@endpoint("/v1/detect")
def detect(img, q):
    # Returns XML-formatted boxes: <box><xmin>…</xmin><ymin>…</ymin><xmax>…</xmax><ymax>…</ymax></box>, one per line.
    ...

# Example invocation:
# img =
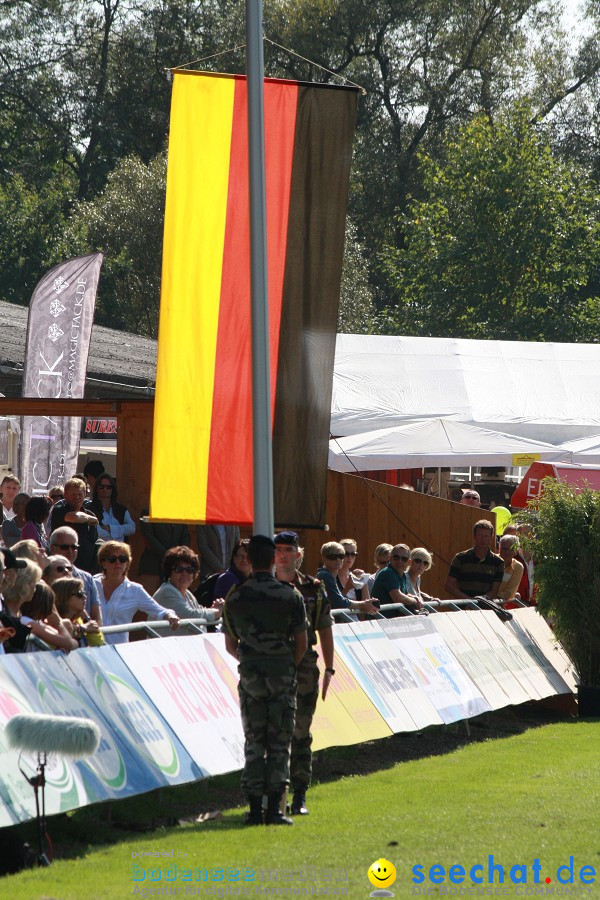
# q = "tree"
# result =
<box><xmin>263</xmin><ymin>0</ymin><xmax>600</xmax><ymax>301</ymax></box>
<box><xmin>338</xmin><ymin>220</ymin><xmax>377</xmax><ymax>332</ymax></box>
<box><xmin>521</xmin><ymin>480</ymin><xmax>600</xmax><ymax>689</ymax></box>
<box><xmin>62</xmin><ymin>152</ymin><xmax>167</xmax><ymax>335</ymax></box>
<box><xmin>382</xmin><ymin>106</ymin><xmax>600</xmax><ymax>341</ymax></box>
<box><xmin>0</xmin><ymin>171</ymin><xmax>74</xmax><ymax>304</ymax></box>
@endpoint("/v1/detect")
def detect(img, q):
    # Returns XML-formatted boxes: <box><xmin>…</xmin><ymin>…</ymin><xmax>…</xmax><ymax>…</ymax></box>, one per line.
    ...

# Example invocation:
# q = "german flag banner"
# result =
<box><xmin>150</xmin><ymin>71</ymin><xmax>357</xmax><ymax>526</ymax></box>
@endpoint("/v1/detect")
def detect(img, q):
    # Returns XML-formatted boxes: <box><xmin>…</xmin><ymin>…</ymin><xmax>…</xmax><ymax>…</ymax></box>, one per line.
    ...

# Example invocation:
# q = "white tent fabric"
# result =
<box><xmin>328</xmin><ymin>419</ymin><xmax>572</xmax><ymax>472</ymax></box>
<box><xmin>558</xmin><ymin>433</ymin><xmax>600</xmax><ymax>465</ymax></box>
<box><xmin>331</xmin><ymin>335</ymin><xmax>600</xmax><ymax>443</ymax></box>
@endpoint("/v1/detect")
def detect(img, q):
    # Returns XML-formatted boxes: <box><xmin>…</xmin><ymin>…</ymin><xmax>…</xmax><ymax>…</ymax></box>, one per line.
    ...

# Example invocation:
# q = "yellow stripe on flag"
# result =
<box><xmin>151</xmin><ymin>73</ymin><xmax>236</xmax><ymax>521</ymax></box>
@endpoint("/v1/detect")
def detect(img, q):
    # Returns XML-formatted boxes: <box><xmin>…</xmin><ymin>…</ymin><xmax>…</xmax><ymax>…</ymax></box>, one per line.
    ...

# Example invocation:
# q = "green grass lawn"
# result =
<box><xmin>3</xmin><ymin>719</ymin><xmax>599</xmax><ymax>899</ymax></box>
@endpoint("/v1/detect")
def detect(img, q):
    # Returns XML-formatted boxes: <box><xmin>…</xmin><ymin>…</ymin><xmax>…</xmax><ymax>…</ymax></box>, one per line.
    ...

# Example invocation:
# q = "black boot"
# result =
<box><xmin>244</xmin><ymin>795</ymin><xmax>264</xmax><ymax>825</ymax></box>
<box><xmin>265</xmin><ymin>792</ymin><xmax>294</xmax><ymax>825</ymax></box>
<box><xmin>290</xmin><ymin>790</ymin><xmax>309</xmax><ymax>815</ymax></box>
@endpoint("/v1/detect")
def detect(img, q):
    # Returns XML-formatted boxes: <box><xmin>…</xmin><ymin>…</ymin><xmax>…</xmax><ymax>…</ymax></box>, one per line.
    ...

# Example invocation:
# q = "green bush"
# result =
<box><xmin>522</xmin><ymin>479</ymin><xmax>600</xmax><ymax>687</ymax></box>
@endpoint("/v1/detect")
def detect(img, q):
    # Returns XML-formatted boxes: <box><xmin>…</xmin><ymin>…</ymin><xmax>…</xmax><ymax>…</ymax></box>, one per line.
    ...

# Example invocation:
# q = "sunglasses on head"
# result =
<box><xmin>55</xmin><ymin>543</ymin><xmax>78</xmax><ymax>551</ymax></box>
<box><xmin>54</xmin><ymin>564</ymin><xmax>72</xmax><ymax>573</ymax></box>
<box><xmin>326</xmin><ymin>553</ymin><xmax>345</xmax><ymax>560</ymax></box>
<box><xmin>173</xmin><ymin>565</ymin><xmax>197</xmax><ymax>575</ymax></box>
<box><xmin>106</xmin><ymin>554</ymin><xmax>129</xmax><ymax>564</ymax></box>
<box><xmin>392</xmin><ymin>554</ymin><xmax>409</xmax><ymax>562</ymax></box>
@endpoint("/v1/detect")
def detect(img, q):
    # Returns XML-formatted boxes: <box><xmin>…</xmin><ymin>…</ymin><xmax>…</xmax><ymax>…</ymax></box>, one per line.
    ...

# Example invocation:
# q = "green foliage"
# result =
<box><xmin>522</xmin><ymin>479</ymin><xmax>600</xmax><ymax>686</ymax></box>
<box><xmin>338</xmin><ymin>220</ymin><xmax>378</xmax><ymax>333</ymax></box>
<box><xmin>61</xmin><ymin>153</ymin><xmax>167</xmax><ymax>336</ymax></box>
<box><xmin>0</xmin><ymin>171</ymin><xmax>74</xmax><ymax>305</ymax></box>
<box><xmin>3</xmin><ymin>2</ymin><xmax>600</xmax><ymax>333</ymax></box>
<box><xmin>383</xmin><ymin>106</ymin><xmax>600</xmax><ymax>340</ymax></box>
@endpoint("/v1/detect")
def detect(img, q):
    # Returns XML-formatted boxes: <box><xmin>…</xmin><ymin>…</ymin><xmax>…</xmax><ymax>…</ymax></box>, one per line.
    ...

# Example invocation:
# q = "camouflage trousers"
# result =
<box><xmin>238</xmin><ymin>665</ymin><xmax>297</xmax><ymax>797</ymax></box>
<box><xmin>290</xmin><ymin>653</ymin><xmax>319</xmax><ymax>792</ymax></box>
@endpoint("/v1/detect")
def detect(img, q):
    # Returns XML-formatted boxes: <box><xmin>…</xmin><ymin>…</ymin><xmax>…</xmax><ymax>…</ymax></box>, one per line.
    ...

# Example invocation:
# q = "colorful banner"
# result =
<box><xmin>333</xmin><ymin>622</ymin><xmax>441</xmax><ymax>732</ymax></box>
<box><xmin>151</xmin><ymin>72</ymin><xmax>357</xmax><ymax>526</ymax></box>
<box><xmin>511</xmin><ymin>608</ymin><xmax>576</xmax><ymax>693</ymax></box>
<box><xmin>19</xmin><ymin>253</ymin><xmax>103</xmax><ymax>494</ymax></box>
<box><xmin>0</xmin><ymin>611</ymin><xmax>576</xmax><ymax>828</ymax></box>
<box><xmin>116</xmin><ymin>635</ymin><xmax>246</xmax><ymax>775</ymax></box>
<box><xmin>380</xmin><ymin>617</ymin><xmax>490</xmax><ymax>724</ymax></box>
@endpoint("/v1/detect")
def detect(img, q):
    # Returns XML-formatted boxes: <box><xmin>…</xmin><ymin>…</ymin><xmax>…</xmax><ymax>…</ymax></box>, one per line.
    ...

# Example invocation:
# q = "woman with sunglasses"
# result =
<box><xmin>42</xmin><ymin>554</ymin><xmax>74</xmax><ymax>587</ymax></box>
<box><xmin>338</xmin><ymin>538</ymin><xmax>371</xmax><ymax>604</ymax></box>
<box><xmin>406</xmin><ymin>548</ymin><xmax>438</xmax><ymax>606</ymax></box>
<box><xmin>153</xmin><ymin>546</ymin><xmax>222</xmax><ymax>626</ymax></box>
<box><xmin>371</xmin><ymin>543</ymin><xmax>424</xmax><ymax>614</ymax></box>
<box><xmin>53</xmin><ymin>577</ymin><xmax>105</xmax><ymax>647</ymax></box>
<box><xmin>90</xmin><ymin>474</ymin><xmax>135</xmax><ymax>543</ymax></box>
<box><xmin>94</xmin><ymin>541</ymin><xmax>179</xmax><ymax>644</ymax></box>
<box><xmin>316</xmin><ymin>541</ymin><xmax>378</xmax><ymax>615</ymax></box>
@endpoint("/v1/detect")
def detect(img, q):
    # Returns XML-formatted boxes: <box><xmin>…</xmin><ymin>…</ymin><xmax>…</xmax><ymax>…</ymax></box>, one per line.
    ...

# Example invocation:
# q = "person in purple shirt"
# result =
<box><xmin>214</xmin><ymin>538</ymin><xmax>252</xmax><ymax>600</ymax></box>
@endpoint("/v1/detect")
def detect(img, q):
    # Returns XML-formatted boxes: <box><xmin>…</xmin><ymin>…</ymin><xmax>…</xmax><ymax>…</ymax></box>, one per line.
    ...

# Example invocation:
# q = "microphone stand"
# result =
<box><xmin>27</xmin><ymin>752</ymin><xmax>51</xmax><ymax>866</ymax></box>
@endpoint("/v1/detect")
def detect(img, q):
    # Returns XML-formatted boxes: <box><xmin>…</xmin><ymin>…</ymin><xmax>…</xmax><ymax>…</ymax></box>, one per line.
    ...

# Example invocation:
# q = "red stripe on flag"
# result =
<box><xmin>265</xmin><ymin>81</ymin><xmax>299</xmax><ymax>410</ymax></box>
<box><xmin>205</xmin><ymin>79</ymin><xmax>298</xmax><ymax>522</ymax></box>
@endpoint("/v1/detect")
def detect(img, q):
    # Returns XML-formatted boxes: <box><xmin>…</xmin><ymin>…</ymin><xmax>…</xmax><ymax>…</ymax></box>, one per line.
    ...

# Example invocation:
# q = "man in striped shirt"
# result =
<box><xmin>445</xmin><ymin>520</ymin><xmax>504</xmax><ymax>601</ymax></box>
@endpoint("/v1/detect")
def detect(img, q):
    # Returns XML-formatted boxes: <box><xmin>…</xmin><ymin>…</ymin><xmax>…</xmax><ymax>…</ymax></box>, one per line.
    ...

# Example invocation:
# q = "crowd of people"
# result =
<box><xmin>0</xmin><ymin>466</ymin><xmax>535</xmax><ymax>827</ymax></box>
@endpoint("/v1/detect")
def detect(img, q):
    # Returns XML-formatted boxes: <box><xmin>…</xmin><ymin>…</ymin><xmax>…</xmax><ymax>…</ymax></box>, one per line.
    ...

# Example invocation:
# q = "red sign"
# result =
<box><xmin>512</xmin><ymin>461</ymin><xmax>600</xmax><ymax>508</ymax></box>
<box><xmin>81</xmin><ymin>417</ymin><xmax>117</xmax><ymax>439</ymax></box>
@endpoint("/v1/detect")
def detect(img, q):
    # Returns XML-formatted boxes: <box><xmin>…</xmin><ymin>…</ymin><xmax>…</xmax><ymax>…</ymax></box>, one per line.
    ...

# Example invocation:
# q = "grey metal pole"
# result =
<box><xmin>246</xmin><ymin>0</ymin><xmax>274</xmax><ymax>536</ymax></box>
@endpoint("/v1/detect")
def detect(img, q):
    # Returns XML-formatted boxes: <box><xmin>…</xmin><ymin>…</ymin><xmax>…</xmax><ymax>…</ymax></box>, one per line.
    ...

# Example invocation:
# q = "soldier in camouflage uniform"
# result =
<box><xmin>223</xmin><ymin>534</ymin><xmax>307</xmax><ymax>826</ymax></box>
<box><xmin>274</xmin><ymin>531</ymin><xmax>334</xmax><ymax>816</ymax></box>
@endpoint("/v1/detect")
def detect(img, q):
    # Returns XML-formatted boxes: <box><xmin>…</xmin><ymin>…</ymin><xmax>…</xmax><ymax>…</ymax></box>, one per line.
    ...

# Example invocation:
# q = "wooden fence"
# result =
<box><xmin>296</xmin><ymin>471</ymin><xmax>495</xmax><ymax>599</ymax></box>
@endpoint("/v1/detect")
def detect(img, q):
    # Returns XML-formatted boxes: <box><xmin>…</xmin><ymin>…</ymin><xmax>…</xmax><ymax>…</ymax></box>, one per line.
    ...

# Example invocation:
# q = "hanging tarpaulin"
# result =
<box><xmin>19</xmin><ymin>253</ymin><xmax>103</xmax><ymax>494</ymax></box>
<box><xmin>151</xmin><ymin>71</ymin><xmax>357</xmax><ymax>526</ymax></box>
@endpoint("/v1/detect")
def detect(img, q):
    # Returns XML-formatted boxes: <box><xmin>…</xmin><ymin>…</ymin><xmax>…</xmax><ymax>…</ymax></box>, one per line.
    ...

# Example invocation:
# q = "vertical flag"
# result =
<box><xmin>151</xmin><ymin>72</ymin><xmax>357</xmax><ymax>527</ymax></box>
<box><xmin>19</xmin><ymin>253</ymin><xmax>103</xmax><ymax>495</ymax></box>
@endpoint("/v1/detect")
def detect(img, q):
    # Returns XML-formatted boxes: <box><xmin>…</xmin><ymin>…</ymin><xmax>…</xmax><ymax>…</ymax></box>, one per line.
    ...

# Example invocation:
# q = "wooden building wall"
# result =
<box><xmin>0</xmin><ymin>398</ymin><xmax>495</xmax><ymax>599</ymax></box>
<box><xmin>295</xmin><ymin>471</ymin><xmax>494</xmax><ymax>599</ymax></box>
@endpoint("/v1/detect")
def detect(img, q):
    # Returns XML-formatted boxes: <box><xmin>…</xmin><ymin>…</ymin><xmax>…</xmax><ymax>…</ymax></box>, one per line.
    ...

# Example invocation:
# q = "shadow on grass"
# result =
<box><xmin>0</xmin><ymin>700</ymin><xmax>575</xmax><ymax>872</ymax></box>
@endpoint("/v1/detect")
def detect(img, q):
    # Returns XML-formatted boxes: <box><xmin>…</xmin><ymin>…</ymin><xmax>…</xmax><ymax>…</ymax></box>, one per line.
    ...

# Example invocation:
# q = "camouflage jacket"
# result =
<box><xmin>223</xmin><ymin>572</ymin><xmax>307</xmax><ymax>672</ymax></box>
<box><xmin>290</xmin><ymin>571</ymin><xmax>333</xmax><ymax>649</ymax></box>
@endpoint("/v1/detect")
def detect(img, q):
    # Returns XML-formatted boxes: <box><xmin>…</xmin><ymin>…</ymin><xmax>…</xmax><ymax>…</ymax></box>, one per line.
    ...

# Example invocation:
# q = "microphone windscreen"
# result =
<box><xmin>5</xmin><ymin>713</ymin><xmax>101</xmax><ymax>757</ymax></box>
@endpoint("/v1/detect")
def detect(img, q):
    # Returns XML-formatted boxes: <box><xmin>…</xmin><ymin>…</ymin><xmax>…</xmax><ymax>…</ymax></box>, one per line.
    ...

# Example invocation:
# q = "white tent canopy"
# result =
<box><xmin>328</xmin><ymin>418</ymin><xmax>572</xmax><ymax>472</ymax></box>
<box><xmin>331</xmin><ymin>335</ymin><xmax>600</xmax><ymax>444</ymax></box>
<box><xmin>558</xmin><ymin>434</ymin><xmax>600</xmax><ymax>465</ymax></box>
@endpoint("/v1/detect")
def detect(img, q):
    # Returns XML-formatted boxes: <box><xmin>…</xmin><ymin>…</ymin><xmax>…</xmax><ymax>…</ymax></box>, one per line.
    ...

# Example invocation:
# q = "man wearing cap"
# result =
<box><xmin>274</xmin><ymin>531</ymin><xmax>334</xmax><ymax>816</ymax></box>
<box><xmin>223</xmin><ymin>534</ymin><xmax>308</xmax><ymax>826</ymax></box>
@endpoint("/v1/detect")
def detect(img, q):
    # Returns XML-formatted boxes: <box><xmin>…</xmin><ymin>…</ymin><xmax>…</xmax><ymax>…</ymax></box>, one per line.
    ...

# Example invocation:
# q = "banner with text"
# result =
<box><xmin>19</xmin><ymin>253</ymin><xmax>103</xmax><ymax>494</ymax></box>
<box><xmin>0</xmin><ymin>610</ymin><xmax>575</xmax><ymax>828</ymax></box>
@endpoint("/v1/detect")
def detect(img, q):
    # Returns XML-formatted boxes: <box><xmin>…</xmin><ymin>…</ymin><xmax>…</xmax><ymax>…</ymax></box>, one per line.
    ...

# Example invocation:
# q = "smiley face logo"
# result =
<box><xmin>368</xmin><ymin>857</ymin><xmax>396</xmax><ymax>889</ymax></box>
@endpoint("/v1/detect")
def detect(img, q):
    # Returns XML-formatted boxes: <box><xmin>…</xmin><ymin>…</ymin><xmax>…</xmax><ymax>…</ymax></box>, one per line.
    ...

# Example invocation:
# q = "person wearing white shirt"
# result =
<box><xmin>90</xmin><ymin>474</ymin><xmax>136</xmax><ymax>543</ymax></box>
<box><xmin>1</xmin><ymin>474</ymin><xmax>21</xmax><ymax>521</ymax></box>
<box><xmin>94</xmin><ymin>540</ymin><xmax>178</xmax><ymax>645</ymax></box>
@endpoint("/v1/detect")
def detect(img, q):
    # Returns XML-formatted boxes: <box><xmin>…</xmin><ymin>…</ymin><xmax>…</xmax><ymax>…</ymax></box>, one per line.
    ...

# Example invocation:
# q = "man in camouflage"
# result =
<box><xmin>274</xmin><ymin>531</ymin><xmax>334</xmax><ymax>816</ymax></box>
<box><xmin>223</xmin><ymin>534</ymin><xmax>307</xmax><ymax>826</ymax></box>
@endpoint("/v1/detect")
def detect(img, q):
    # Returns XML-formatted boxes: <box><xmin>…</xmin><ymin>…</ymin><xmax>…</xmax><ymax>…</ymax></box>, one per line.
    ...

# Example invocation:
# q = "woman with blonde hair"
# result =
<box><xmin>316</xmin><ymin>541</ymin><xmax>377</xmax><ymax>615</ymax></box>
<box><xmin>406</xmin><ymin>548</ymin><xmax>438</xmax><ymax>605</ymax></box>
<box><xmin>2</xmin><ymin>560</ymin><xmax>77</xmax><ymax>651</ymax></box>
<box><xmin>367</xmin><ymin>543</ymin><xmax>393</xmax><ymax>593</ymax></box>
<box><xmin>12</xmin><ymin>538</ymin><xmax>48</xmax><ymax>569</ymax></box>
<box><xmin>94</xmin><ymin>541</ymin><xmax>179</xmax><ymax>644</ymax></box>
<box><xmin>338</xmin><ymin>537</ymin><xmax>371</xmax><ymax>603</ymax></box>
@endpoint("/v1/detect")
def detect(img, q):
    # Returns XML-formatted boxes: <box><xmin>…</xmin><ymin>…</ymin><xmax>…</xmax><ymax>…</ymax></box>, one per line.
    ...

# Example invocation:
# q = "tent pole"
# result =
<box><xmin>246</xmin><ymin>0</ymin><xmax>274</xmax><ymax>536</ymax></box>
